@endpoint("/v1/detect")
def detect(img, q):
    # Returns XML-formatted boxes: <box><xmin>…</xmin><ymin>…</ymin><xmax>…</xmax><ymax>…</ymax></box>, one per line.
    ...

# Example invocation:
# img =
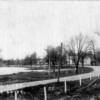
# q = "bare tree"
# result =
<box><xmin>89</xmin><ymin>40</ymin><xmax>96</xmax><ymax>65</ymax></box>
<box><xmin>67</xmin><ymin>34</ymin><xmax>92</xmax><ymax>73</ymax></box>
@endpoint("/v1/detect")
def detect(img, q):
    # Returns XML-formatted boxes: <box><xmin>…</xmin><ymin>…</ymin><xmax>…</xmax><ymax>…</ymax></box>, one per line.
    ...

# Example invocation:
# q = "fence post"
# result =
<box><xmin>90</xmin><ymin>74</ymin><xmax>92</xmax><ymax>80</ymax></box>
<box><xmin>98</xmin><ymin>74</ymin><xmax>99</xmax><ymax>78</ymax></box>
<box><xmin>64</xmin><ymin>81</ymin><xmax>67</xmax><ymax>93</ymax></box>
<box><xmin>14</xmin><ymin>91</ymin><xmax>17</xmax><ymax>100</ymax></box>
<box><xmin>79</xmin><ymin>77</ymin><xmax>82</xmax><ymax>86</ymax></box>
<box><xmin>44</xmin><ymin>86</ymin><xmax>47</xmax><ymax>100</ymax></box>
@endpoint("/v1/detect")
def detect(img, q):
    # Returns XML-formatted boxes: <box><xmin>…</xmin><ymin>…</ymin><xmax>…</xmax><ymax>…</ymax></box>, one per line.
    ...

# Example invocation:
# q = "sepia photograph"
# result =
<box><xmin>0</xmin><ymin>0</ymin><xmax>100</xmax><ymax>100</ymax></box>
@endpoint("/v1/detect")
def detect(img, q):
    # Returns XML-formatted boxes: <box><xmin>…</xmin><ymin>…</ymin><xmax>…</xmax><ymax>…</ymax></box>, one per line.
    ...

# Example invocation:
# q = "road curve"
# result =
<box><xmin>0</xmin><ymin>66</ymin><xmax>100</xmax><ymax>93</ymax></box>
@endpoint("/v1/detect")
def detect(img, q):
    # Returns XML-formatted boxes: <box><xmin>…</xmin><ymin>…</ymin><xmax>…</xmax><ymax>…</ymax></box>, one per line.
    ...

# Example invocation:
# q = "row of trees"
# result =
<box><xmin>4</xmin><ymin>52</ymin><xmax>38</xmax><ymax>66</ymax></box>
<box><xmin>44</xmin><ymin>44</ymin><xmax>66</xmax><ymax>71</ymax></box>
<box><xmin>44</xmin><ymin>34</ymin><xmax>96</xmax><ymax>73</ymax></box>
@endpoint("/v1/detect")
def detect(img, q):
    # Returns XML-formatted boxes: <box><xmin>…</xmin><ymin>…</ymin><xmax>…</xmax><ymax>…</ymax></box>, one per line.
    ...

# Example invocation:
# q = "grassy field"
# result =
<box><xmin>0</xmin><ymin>66</ymin><xmax>93</xmax><ymax>85</ymax></box>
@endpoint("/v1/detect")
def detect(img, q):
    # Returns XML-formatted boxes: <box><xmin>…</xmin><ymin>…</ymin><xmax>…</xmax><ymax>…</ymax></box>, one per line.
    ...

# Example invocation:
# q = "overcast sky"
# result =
<box><xmin>0</xmin><ymin>1</ymin><xmax>100</xmax><ymax>59</ymax></box>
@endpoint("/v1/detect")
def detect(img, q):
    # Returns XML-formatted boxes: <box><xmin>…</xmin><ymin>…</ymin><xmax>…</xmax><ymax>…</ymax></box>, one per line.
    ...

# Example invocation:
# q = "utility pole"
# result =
<box><xmin>57</xmin><ymin>42</ymin><xmax>63</xmax><ymax>82</ymax></box>
<box><xmin>48</xmin><ymin>50</ymin><xmax>51</xmax><ymax>78</ymax></box>
<box><xmin>69</xmin><ymin>55</ymin><xmax>70</xmax><ymax>67</ymax></box>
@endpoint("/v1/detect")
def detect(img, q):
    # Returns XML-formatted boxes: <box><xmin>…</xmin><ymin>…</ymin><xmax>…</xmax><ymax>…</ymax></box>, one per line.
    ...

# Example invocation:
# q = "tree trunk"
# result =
<box><xmin>75</xmin><ymin>66</ymin><xmax>78</xmax><ymax>74</ymax></box>
<box><xmin>75</xmin><ymin>62</ymin><xmax>79</xmax><ymax>74</ymax></box>
<box><xmin>82</xmin><ymin>58</ymin><xmax>84</xmax><ymax>68</ymax></box>
<box><xmin>94</xmin><ymin>54</ymin><xmax>96</xmax><ymax>66</ymax></box>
